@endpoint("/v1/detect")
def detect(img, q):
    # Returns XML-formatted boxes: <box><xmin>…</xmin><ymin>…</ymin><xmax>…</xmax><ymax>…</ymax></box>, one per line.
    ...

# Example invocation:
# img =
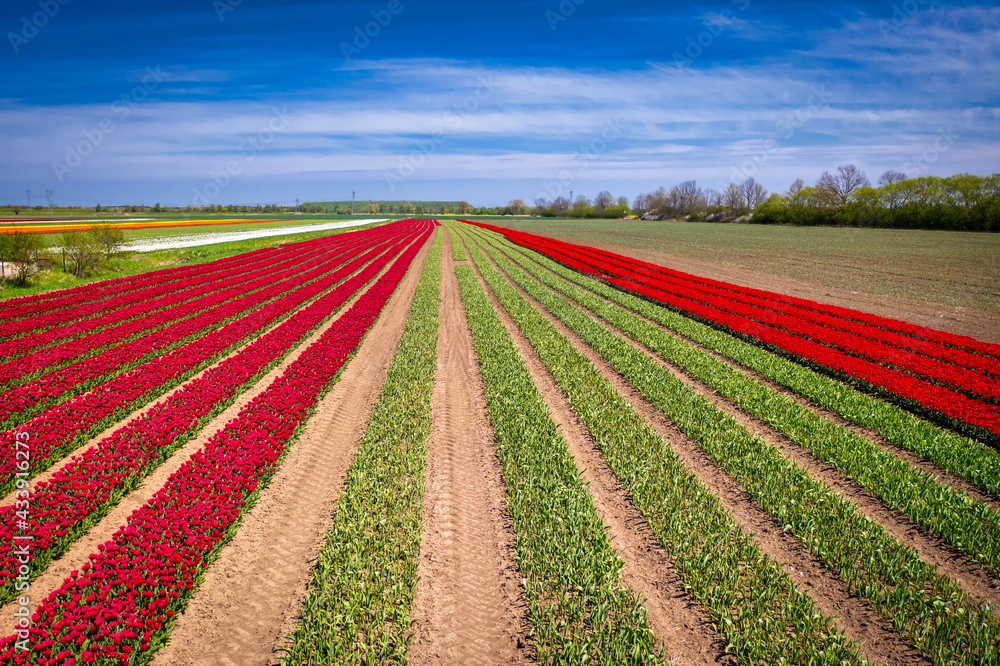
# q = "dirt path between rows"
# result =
<box><xmin>0</xmin><ymin>239</ymin><xmax>424</xmax><ymax>641</ymax></box>
<box><xmin>586</xmin><ymin>242</ymin><xmax>1000</xmax><ymax>344</ymax></box>
<box><xmin>461</xmin><ymin>233</ymin><xmax>734</xmax><ymax>665</ymax></box>
<box><xmin>408</xmin><ymin>231</ymin><xmax>535</xmax><ymax>665</ymax></box>
<box><xmin>151</xmin><ymin>234</ymin><xmax>433</xmax><ymax>666</ymax></box>
<box><xmin>469</xmin><ymin>234</ymin><xmax>927</xmax><ymax>665</ymax></box>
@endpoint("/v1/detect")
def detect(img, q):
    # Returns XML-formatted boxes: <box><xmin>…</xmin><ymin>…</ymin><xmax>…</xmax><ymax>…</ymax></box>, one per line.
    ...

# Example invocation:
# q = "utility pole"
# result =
<box><xmin>352</xmin><ymin>191</ymin><xmax>356</xmax><ymax>216</ymax></box>
<box><xmin>25</xmin><ymin>190</ymin><xmax>31</xmax><ymax>208</ymax></box>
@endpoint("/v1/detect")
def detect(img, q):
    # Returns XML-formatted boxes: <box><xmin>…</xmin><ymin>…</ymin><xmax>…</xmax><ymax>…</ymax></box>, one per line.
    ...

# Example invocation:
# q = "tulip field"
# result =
<box><xmin>0</xmin><ymin>217</ymin><xmax>998</xmax><ymax>665</ymax></box>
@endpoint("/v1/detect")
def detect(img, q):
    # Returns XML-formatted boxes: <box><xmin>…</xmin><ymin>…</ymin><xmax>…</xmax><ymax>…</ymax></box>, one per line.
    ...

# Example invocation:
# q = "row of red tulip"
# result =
<box><xmin>564</xmin><ymin>241</ymin><xmax>1000</xmax><ymax>379</ymax></box>
<box><xmin>520</xmin><ymin>238</ymin><xmax>1000</xmax><ymax>402</ymax></box>
<box><xmin>0</xmin><ymin>224</ymin><xmax>424</xmax><ymax>605</ymax></box>
<box><xmin>0</xmin><ymin>242</ymin><xmax>322</xmax><ymax>358</ymax></box>
<box><xmin>0</xmin><ymin>238</ymin><xmax>353</xmax><ymax>384</ymax></box>
<box><xmin>0</xmin><ymin>222</ymin><xmax>421</xmax><ymax>494</ymax></box>
<box><xmin>552</xmin><ymin>230</ymin><xmax>1000</xmax><ymax>359</ymax></box>
<box><xmin>0</xmin><ymin>244</ymin><xmax>288</xmax><ymax>327</ymax></box>
<box><xmin>0</xmin><ymin>223</ymin><xmax>431</xmax><ymax>664</ymax></box>
<box><xmin>0</xmin><ymin>227</ymin><xmax>409</xmax><ymax>427</ymax></box>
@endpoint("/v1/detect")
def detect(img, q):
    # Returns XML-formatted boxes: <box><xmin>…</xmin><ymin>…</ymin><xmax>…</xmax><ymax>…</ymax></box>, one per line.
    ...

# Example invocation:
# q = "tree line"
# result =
<box><xmin>519</xmin><ymin>169</ymin><xmax>1000</xmax><ymax>232</ymax></box>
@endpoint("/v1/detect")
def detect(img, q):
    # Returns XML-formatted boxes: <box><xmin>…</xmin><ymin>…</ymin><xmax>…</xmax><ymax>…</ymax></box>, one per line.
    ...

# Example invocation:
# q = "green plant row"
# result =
<box><xmin>451</xmin><ymin>247</ymin><xmax>662</xmax><ymax>664</ymax></box>
<box><xmin>484</xmin><ymin>229</ymin><xmax>1000</xmax><ymax>503</ymax></box>
<box><xmin>474</xmin><ymin>231</ymin><xmax>1000</xmax><ymax>577</ymax></box>
<box><xmin>450</xmin><ymin>225</ymin><xmax>863</xmax><ymax>664</ymax></box>
<box><xmin>281</xmin><ymin>233</ymin><xmax>442</xmax><ymax>665</ymax></box>
<box><xmin>460</xmin><ymin>226</ymin><xmax>1000</xmax><ymax>665</ymax></box>
<box><xmin>447</xmin><ymin>225</ymin><xmax>466</xmax><ymax>261</ymax></box>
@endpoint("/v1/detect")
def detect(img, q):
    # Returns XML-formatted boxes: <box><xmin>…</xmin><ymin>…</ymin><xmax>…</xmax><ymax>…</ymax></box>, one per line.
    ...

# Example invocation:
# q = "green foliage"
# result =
<box><xmin>523</xmin><ymin>242</ymin><xmax>1000</xmax><ymax>504</ymax></box>
<box><xmin>754</xmin><ymin>173</ymin><xmax>1000</xmax><ymax>231</ymax></box>
<box><xmin>0</xmin><ymin>230</ymin><xmax>50</xmax><ymax>285</ymax></box>
<box><xmin>89</xmin><ymin>222</ymin><xmax>129</xmax><ymax>262</ymax></box>
<box><xmin>459</xmin><ymin>228</ymin><xmax>863</xmax><ymax>664</ymax></box>
<box><xmin>447</xmin><ymin>227</ymin><xmax>466</xmax><ymax>262</ymax></box>
<box><xmin>60</xmin><ymin>229</ymin><xmax>103</xmax><ymax>277</ymax></box>
<box><xmin>486</xmin><ymin>234</ymin><xmax>1000</xmax><ymax>575</ymax></box>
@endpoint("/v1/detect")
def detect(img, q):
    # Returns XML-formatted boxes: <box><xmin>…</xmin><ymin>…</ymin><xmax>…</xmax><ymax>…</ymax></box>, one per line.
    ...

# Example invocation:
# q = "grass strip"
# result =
<box><xmin>281</xmin><ymin>233</ymin><xmax>441</xmax><ymax>665</ymax></box>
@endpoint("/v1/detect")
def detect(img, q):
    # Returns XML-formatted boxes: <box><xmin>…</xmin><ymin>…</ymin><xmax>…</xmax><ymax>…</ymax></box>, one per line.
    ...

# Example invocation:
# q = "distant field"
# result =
<box><xmin>481</xmin><ymin>218</ymin><xmax>1000</xmax><ymax>313</ymax></box>
<box><xmin>0</xmin><ymin>215</ymin><xmax>360</xmax><ymax>239</ymax></box>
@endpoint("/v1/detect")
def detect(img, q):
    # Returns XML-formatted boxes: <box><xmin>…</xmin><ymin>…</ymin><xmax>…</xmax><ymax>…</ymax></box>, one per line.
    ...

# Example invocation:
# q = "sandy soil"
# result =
<box><xmin>408</xmin><ymin>231</ymin><xmax>535</xmax><ymax>665</ymax></box>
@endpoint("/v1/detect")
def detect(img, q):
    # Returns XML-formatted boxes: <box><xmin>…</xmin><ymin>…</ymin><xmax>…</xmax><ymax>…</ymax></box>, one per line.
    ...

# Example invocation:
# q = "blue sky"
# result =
<box><xmin>1</xmin><ymin>0</ymin><xmax>997</xmax><ymax>207</ymax></box>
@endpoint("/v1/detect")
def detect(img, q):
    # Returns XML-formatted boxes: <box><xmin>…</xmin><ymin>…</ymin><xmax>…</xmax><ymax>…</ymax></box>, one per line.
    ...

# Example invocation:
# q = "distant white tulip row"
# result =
<box><xmin>126</xmin><ymin>219</ymin><xmax>388</xmax><ymax>252</ymax></box>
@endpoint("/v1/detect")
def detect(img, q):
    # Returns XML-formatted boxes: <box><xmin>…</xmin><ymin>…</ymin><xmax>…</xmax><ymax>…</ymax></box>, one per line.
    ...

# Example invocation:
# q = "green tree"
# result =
<box><xmin>60</xmin><ymin>230</ymin><xmax>102</xmax><ymax>277</ymax></box>
<box><xmin>89</xmin><ymin>223</ymin><xmax>129</xmax><ymax>262</ymax></box>
<box><xmin>0</xmin><ymin>230</ymin><xmax>49</xmax><ymax>285</ymax></box>
<box><xmin>602</xmin><ymin>204</ymin><xmax>629</xmax><ymax>219</ymax></box>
